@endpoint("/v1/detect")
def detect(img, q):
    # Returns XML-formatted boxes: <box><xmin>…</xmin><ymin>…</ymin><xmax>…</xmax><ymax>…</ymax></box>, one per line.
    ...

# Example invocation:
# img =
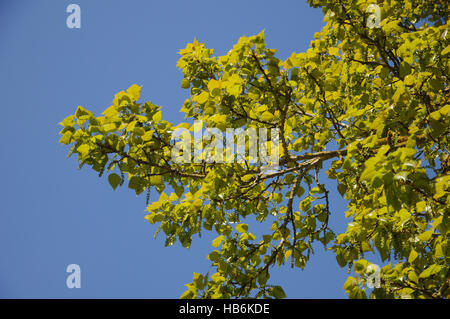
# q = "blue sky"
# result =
<box><xmin>0</xmin><ymin>0</ymin><xmax>365</xmax><ymax>298</ymax></box>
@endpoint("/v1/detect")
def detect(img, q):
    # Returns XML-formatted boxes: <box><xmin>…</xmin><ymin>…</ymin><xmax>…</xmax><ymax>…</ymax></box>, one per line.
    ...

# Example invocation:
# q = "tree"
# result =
<box><xmin>59</xmin><ymin>0</ymin><xmax>449</xmax><ymax>299</ymax></box>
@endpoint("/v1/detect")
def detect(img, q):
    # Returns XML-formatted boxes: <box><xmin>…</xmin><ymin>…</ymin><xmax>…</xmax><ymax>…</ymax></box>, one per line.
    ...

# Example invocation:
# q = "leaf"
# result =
<box><xmin>180</xmin><ymin>290</ymin><xmax>195</xmax><ymax>299</ymax></box>
<box><xmin>59</xmin><ymin>132</ymin><xmax>72</xmax><ymax>145</ymax></box>
<box><xmin>159</xmin><ymin>192</ymin><xmax>169</xmax><ymax>202</ymax></box>
<box><xmin>336</xmin><ymin>251</ymin><xmax>347</xmax><ymax>268</ymax></box>
<box><xmin>284</xmin><ymin>250</ymin><xmax>292</xmax><ymax>261</ymax></box>
<box><xmin>236</xmin><ymin>223</ymin><xmax>248</xmax><ymax>233</ymax></box>
<box><xmin>181</xmin><ymin>79</ymin><xmax>190</xmax><ymax>89</ymax></box>
<box><xmin>403</xmin><ymin>74</ymin><xmax>415</xmax><ymax>86</ymax></box>
<box><xmin>152</xmin><ymin>111</ymin><xmax>162</xmax><ymax>122</ymax></box>
<box><xmin>208</xmin><ymin>251</ymin><xmax>220</xmax><ymax>261</ymax></box>
<box><xmin>127</xmin><ymin>84</ymin><xmax>141</xmax><ymax>101</ymax></box>
<box><xmin>439</xmin><ymin>104</ymin><xmax>450</xmax><ymax>116</ymax></box>
<box><xmin>343</xmin><ymin>276</ymin><xmax>357</xmax><ymax>292</ymax></box>
<box><xmin>108</xmin><ymin>173</ymin><xmax>122</xmax><ymax>190</ymax></box>
<box><xmin>59</xmin><ymin>115</ymin><xmax>75</xmax><ymax>127</ymax></box>
<box><xmin>269</xmin><ymin>286</ymin><xmax>286</xmax><ymax>299</ymax></box>
<box><xmin>328</xmin><ymin>47</ymin><xmax>340</xmax><ymax>56</ymax></box>
<box><xmin>397</xmin><ymin>208</ymin><xmax>410</xmax><ymax>223</ymax></box>
<box><xmin>75</xmin><ymin>106</ymin><xmax>90</xmax><ymax>118</ymax></box>
<box><xmin>261</xmin><ymin>111</ymin><xmax>274</xmax><ymax>121</ymax></box>
<box><xmin>103</xmin><ymin>123</ymin><xmax>117</xmax><ymax>132</ymax></box>
<box><xmin>128</xmin><ymin>176</ymin><xmax>144</xmax><ymax>194</ymax></box>
<box><xmin>417</xmin><ymin>229</ymin><xmax>433</xmax><ymax>242</ymax></box>
<box><xmin>295</xmin><ymin>186</ymin><xmax>305</xmax><ymax>197</ymax></box>
<box><xmin>211</xmin><ymin>272</ymin><xmax>225</xmax><ymax>283</ymax></box>
<box><xmin>393</xmin><ymin>85</ymin><xmax>405</xmax><ymax>103</ymax></box>
<box><xmin>133</xmin><ymin>127</ymin><xmax>145</xmax><ymax>136</ymax></box>
<box><xmin>435</xmin><ymin>243</ymin><xmax>444</xmax><ymax>258</ymax></box>
<box><xmin>429</xmin><ymin>111</ymin><xmax>441</xmax><ymax>121</ymax></box>
<box><xmin>192</xmin><ymin>273</ymin><xmax>204</xmax><ymax>289</ymax></box>
<box><xmin>149</xmin><ymin>175</ymin><xmax>162</xmax><ymax>186</ymax></box>
<box><xmin>207</xmin><ymin>79</ymin><xmax>222</xmax><ymax>96</ymax></box>
<box><xmin>77</xmin><ymin>144</ymin><xmax>90</xmax><ymax>157</ymax></box>
<box><xmin>419</xmin><ymin>264</ymin><xmax>441</xmax><ymax>279</ymax></box>
<box><xmin>408</xmin><ymin>249</ymin><xmax>418</xmax><ymax>263</ymax></box>
<box><xmin>257</xmin><ymin>272</ymin><xmax>269</xmax><ymax>285</ymax></box>
<box><xmin>337</xmin><ymin>183</ymin><xmax>347</xmax><ymax>196</ymax></box>
<box><xmin>408</xmin><ymin>271</ymin><xmax>419</xmax><ymax>284</ymax></box>
<box><xmin>191</xmin><ymin>198</ymin><xmax>202</xmax><ymax>210</ymax></box>
<box><xmin>399</xmin><ymin>62</ymin><xmax>411</xmax><ymax>78</ymax></box>
<box><xmin>212</xmin><ymin>235</ymin><xmax>225</xmax><ymax>248</ymax></box>
<box><xmin>145</xmin><ymin>212</ymin><xmax>164</xmax><ymax>224</ymax></box>
<box><xmin>354</xmin><ymin>260</ymin><xmax>367</xmax><ymax>273</ymax></box>
<box><xmin>195</xmin><ymin>91</ymin><xmax>209</xmax><ymax>104</ymax></box>
<box><xmin>441</xmin><ymin>45</ymin><xmax>450</xmax><ymax>56</ymax></box>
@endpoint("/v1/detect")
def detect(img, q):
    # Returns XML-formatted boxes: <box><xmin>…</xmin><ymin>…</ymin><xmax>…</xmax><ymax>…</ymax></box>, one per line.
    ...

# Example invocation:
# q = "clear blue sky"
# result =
<box><xmin>0</xmin><ymin>0</ymin><xmax>373</xmax><ymax>298</ymax></box>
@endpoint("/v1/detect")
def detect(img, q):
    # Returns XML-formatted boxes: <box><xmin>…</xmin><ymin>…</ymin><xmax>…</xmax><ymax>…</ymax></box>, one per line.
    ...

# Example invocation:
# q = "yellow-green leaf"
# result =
<box><xmin>236</xmin><ymin>223</ymin><xmax>248</xmax><ymax>233</ymax></box>
<box><xmin>212</xmin><ymin>235</ymin><xmax>225</xmax><ymax>248</ymax></box>
<box><xmin>419</xmin><ymin>264</ymin><xmax>441</xmax><ymax>278</ymax></box>
<box><xmin>441</xmin><ymin>45</ymin><xmax>450</xmax><ymax>56</ymax></box>
<box><xmin>127</xmin><ymin>84</ymin><xmax>141</xmax><ymax>101</ymax></box>
<box><xmin>408</xmin><ymin>249</ymin><xmax>418</xmax><ymax>263</ymax></box>
<box><xmin>153</xmin><ymin>111</ymin><xmax>162</xmax><ymax>122</ymax></box>
<box><xmin>261</xmin><ymin>111</ymin><xmax>274</xmax><ymax>121</ymax></box>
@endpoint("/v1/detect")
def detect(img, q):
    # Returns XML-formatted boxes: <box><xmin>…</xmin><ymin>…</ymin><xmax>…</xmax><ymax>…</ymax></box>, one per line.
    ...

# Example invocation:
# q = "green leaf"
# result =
<box><xmin>269</xmin><ymin>286</ymin><xmax>286</xmax><ymax>299</ymax></box>
<box><xmin>439</xmin><ymin>104</ymin><xmax>450</xmax><ymax>116</ymax></box>
<box><xmin>337</xmin><ymin>183</ymin><xmax>347</xmax><ymax>196</ymax></box>
<box><xmin>180</xmin><ymin>290</ymin><xmax>195</xmax><ymax>299</ymax></box>
<box><xmin>328</xmin><ymin>47</ymin><xmax>340</xmax><ymax>56</ymax></box>
<box><xmin>343</xmin><ymin>276</ymin><xmax>357</xmax><ymax>292</ymax></box>
<box><xmin>103</xmin><ymin>123</ymin><xmax>117</xmax><ymax>132</ymax></box>
<box><xmin>257</xmin><ymin>272</ymin><xmax>270</xmax><ymax>285</ymax></box>
<box><xmin>441</xmin><ymin>45</ymin><xmax>450</xmax><ymax>56</ymax></box>
<box><xmin>429</xmin><ymin>111</ymin><xmax>441</xmax><ymax>121</ymax></box>
<box><xmin>153</xmin><ymin>111</ymin><xmax>162</xmax><ymax>122</ymax></box>
<box><xmin>181</xmin><ymin>79</ymin><xmax>190</xmax><ymax>89</ymax></box>
<box><xmin>208</xmin><ymin>251</ymin><xmax>220</xmax><ymax>261</ymax></box>
<box><xmin>211</xmin><ymin>272</ymin><xmax>225</xmax><ymax>283</ymax></box>
<box><xmin>77</xmin><ymin>144</ymin><xmax>90</xmax><ymax>157</ymax></box>
<box><xmin>236</xmin><ymin>223</ymin><xmax>248</xmax><ymax>233</ymax></box>
<box><xmin>59</xmin><ymin>132</ymin><xmax>72</xmax><ymax>145</ymax></box>
<box><xmin>149</xmin><ymin>175</ymin><xmax>162</xmax><ymax>186</ymax></box>
<box><xmin>354</xmin><ymin>260</ymin><xmax>367</xmax><ymax>274</ymax></box>
<box><xmin>419</xmin><ymin>264</ymin><xmax>441</xmax><ymax>279</ymax></box>
<box><xmin>128</xmin><ymin>176</ymin><xmax>144</xmax><ymax>195</ymax></box>
<box><xmin>59</xmin><ymin>115</ymin><xmax>75</xmax><ymax>127</ymax></box>
<box><xmin>192</xmin><ymin>273</ymin><xmax>204</xmax><ymax>289</ymax></box>
<box><xmin>212</xmin><ymin>235</ymin><xmax>225</xmax><ymax>247</ymax></box>
<box><xmin>127</xmin><ymin>84</ymin><xmax>141</xmax><ymax>100</ymax></box>
<box><xmin>418</xmin><ymin>230</ymin><xmax>433</xmax><ymax>242</ymax></box>
<box><xmin>336</xmin><ymin>251</ymin><xmax>347</xmax><ymax>268</ymax></box>
<box><xmin>75</xmin><ymin>106</ymin><xmax>90</xmax><ymax>118</ymax></box>
<box><xmin>408</xmin><ymin>271</ymin><xmax>419</xmax><ymax>284</ymax></box>
<box><xmin>195</xmin><ymin>91</ymin><xmax>209</xmax><ymax>104</ymax></box>
<box><xmin>207</xmin><ymin>79</ymin><xmax>222</xmax><ymax>96</ymax></box>
<box><xmin>133</xmin><ymin>127</ymin><xmax>145</xmax><ymax>136</ymax></box>
<box><xmin>261</xmin><ymin>111</ymin><xmax>274</xmax><ymax>121</ymax></box>
<box><xmin>435</xmin><ymin>243</ymin><xmax>444</xmax><ymax>258</ymax></box>
<box><xmin>108</xmin><ymin>173</ymin><xmax>122</xmax><ymax>190</ymax></box>
<box><xmin>408</xmin><ymin>249</ymin><xmax>418</xmax><ymax>263</ymax></box>
<box><xmin>399</xmin><ymin>62</ymin><xmax>411</xmax><ymax>78</ymax></box>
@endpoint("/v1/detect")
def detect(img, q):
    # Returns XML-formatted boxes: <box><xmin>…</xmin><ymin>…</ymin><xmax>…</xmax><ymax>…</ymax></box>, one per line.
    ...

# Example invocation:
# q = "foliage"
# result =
<box><xmin>59</xmin><ymin>0</ymin><xmax>449</xmax><ymax>299</ymax></box>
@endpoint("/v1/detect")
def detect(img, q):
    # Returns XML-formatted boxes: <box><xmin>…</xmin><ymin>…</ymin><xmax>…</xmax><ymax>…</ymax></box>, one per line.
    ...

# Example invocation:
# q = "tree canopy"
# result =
<box><xmin>59</xmin><ymin>0</ymin><xmax>449</xmax><ymax>299</ymax></box>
